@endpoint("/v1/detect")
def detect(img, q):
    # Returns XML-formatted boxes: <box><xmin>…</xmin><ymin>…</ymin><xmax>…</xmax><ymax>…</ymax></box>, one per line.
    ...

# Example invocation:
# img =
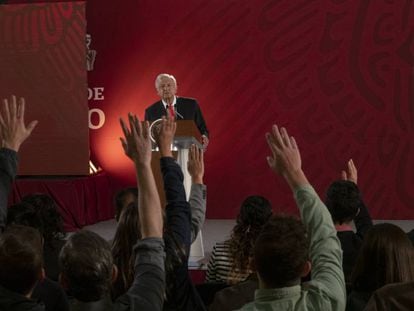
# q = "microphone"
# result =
<box><xmin>174</xmin><ymin>105</ymin><xmax>184</xmax><ymax>119</ymax></box>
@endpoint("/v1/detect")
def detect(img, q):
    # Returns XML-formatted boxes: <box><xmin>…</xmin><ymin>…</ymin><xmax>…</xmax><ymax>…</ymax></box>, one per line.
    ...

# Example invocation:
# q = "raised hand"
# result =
<box><xmin>187</xmin><ymin>144</ymin><xmax>204</xmax><ymax>184</ymax></box>
<box><xmin>119</xmin><ymin>113</ymin><xmax>151</xmax><ymax>166</ymax></box>
<box><xmin>265</xmin><ymin>125</ymin><xmax>308</xmax><ymax>189</ymax></box>
<box><xmin>341</xmin><ymin>159</ymin><xmax>357</xmax><ymax>184</ymax></box>
<box><xmin>154</xmin><ymin>115</ymin><xmax>176</xmax><ymax>158</ymax></box>
<box><xmin>0</xmin><ymin>95</ymin><xmax>38</xmax><ymax>152</ymax></box>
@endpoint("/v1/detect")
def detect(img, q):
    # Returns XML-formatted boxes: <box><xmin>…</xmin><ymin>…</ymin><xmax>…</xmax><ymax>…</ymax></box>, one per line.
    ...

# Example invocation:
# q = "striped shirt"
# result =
<box><xmin>206</xmin><ymin>240</ymin><xmax>251</xmax><ymax>284</ymax></box>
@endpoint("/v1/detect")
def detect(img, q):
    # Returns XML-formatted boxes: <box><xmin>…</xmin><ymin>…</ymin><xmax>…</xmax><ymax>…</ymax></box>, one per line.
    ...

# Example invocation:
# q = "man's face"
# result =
<box><xmin>156</xmin><ymin>77</ymin><xmax>177</xmax><ymax>102</ymax></box>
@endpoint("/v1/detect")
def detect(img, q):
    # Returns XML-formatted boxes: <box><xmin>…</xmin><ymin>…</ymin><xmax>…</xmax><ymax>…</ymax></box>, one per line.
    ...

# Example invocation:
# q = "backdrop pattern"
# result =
<box><xmin>6</xmin><ymin>0</ymin><xmax>414</xmax><ymax>220</ymax></box>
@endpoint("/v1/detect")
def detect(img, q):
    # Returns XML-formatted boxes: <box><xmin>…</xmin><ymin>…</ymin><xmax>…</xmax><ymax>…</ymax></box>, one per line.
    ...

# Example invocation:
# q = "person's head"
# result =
<box><xmin>351</xmin><ymin>223</ymin><xmax>414</xmax><ymax>292</ymax></box>
<box><xmin>155</xmin><ymin>73</ymin><xmax>177</xmax><ymax>103</ymax></box>
<box><xmin>59</xmin><ymin>230</ymin><xmax>116</xmax><ymax>302</ymax></box>
<box><xmin>0</xmin><ymin>225</ymin><xmax>44</xmax><ymax>296</ymax></box>
<box><xmin>229</xmin><ymin>195</ymin><xmax>272</xmax><ymax>273</ymax></box>
<box><xmin>111</xmin><ymin>202</ymin><xmax>140</xmax><ymax>298</ymax></box>
<box><xmin>254</xmin><ymin>215</ymin><xmax>310</xmax><ymax>288</ymax></box>
<box><xmin>7</xmin><ymin>194</ymin><xmax>66</xmax><ymax>244</ymax></box>
<box><xmin>326</xmin><ymin>180</ymin><xmax>361</xmax><ymax>225</ymax></box>
<box><xmin>7</xmin><ymin>201</ymin><xmax>43</xmax><ymax>230</ymax></box>
<box><xmin>114</xmin><ymin>187</ymin><xmax>138</xmax><ymax>222</ymax></box>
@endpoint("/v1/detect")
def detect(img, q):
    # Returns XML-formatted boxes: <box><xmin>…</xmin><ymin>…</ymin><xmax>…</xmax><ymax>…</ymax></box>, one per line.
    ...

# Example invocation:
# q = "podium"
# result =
<box><xmin>150</xmin><ymin>120</ymin><xmax>205</xmax><ymax>263</ymax></box>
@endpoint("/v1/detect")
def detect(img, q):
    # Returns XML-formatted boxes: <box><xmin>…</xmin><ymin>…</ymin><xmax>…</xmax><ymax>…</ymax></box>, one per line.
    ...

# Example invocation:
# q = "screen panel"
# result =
<box><xmin>0</xmin><ymin>1</ymin><xmax>88</xmax><ymax>175</ymax></box>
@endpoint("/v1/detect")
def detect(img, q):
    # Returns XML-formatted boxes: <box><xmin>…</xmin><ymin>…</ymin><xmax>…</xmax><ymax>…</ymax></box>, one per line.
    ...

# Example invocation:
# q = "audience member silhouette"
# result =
<box><xmin>347</xmin><ymin>223</ymin><xmax>414</xmax><ymax>311</ymax></box>
<box><xmin>325</xmin><ymin>160</ymin><xmax>373</xmax><ymax>285</ymax></box>
<box><xmin>240</xmin><ymin>124</ymin><xmax>346</xmax><ymax>310</ymax></box>
<box><xmin>58</xmin><ymin>114</ymin><xmax>166</xmax><ymax>310</ymax></box>
<box><xmin>7</xmin><ymin>194</ymin><xmax>66</xmax><ymax>281</ymax></box>
<box><xmin>207</xmin><ymin>195</ymin><xmax>272</xmax><ymax>285</ymax></box>
<box><xmin>154</xmin><ymin>116</ymin><xmax>206</xmax><ymax>310</ymax></box>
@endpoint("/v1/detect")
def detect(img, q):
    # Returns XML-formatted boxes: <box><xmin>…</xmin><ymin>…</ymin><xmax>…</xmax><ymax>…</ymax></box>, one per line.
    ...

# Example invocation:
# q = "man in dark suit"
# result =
<box><xmin>144</xmin><ymin>73</ymin><xmax>209</xmax><ymax>147</ymax></box>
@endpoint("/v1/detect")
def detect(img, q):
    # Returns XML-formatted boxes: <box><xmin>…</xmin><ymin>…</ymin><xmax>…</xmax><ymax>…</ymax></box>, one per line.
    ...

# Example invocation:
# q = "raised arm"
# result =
<box><xmin>120</xmin><ymin>114</ymin><xmax>163</xmax><ymax>238</ymax></box>
<box><xmin>341</xmin><ymin>159</ymin><xmax>372</xmax><ymax>238</ymax></box>
<box><xmin>187</xmin><ymin>144</ymin><xmax>206</xmax><ymax>243</ymax></box>
<box><xmin>119</xmin><ymin>114</ymin><xmax>165</xmax><ymax>310</ymax></box>
<box><xmin>0</xmin><ymin>95</ymin><xmax>37</xmax><ymax>231</ymax></box>
<box><xmin>155</xmin><ymin>116</ymin><xmax>192</xmax><ymax>248</ymax></box>
<box><xmin>266</xmin><ymin>125</ymin><xmax>345</xmax><ymax>310</ymax></box>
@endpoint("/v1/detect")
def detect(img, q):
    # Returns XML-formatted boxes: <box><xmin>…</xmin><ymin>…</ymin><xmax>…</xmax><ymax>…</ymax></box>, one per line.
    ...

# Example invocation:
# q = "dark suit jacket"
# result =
<box><xmin>144</xmin><ymin>97</ymin><xmax>209</xmax><ymax>137</ymax></box>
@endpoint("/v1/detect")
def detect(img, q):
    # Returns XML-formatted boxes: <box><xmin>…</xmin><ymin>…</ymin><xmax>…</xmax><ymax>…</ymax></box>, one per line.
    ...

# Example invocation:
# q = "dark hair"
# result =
<box><xmin>7</xmin><ymin>202</ymin><xmax>43</xmax><ymax>231</ymax></box>
<box><xmin>7</xmin><ymin>194</ymin><xmax>66</xmax><ymax>246</ymax></box>
<box><xmin>111</xmin><ymin>202</ymin><xmax>140</xmax><ymax>298</ymax></box>
<box><xmin>59</xmin><ymin>230</ymin><xmax>113</xmax><ymax>302</ymax></box>
<box><xmin>254</xmin><ymin>215</ymin><xmax>309</xmax><ymax>288</ymax></box>
<box><xmin>326</xmin><ymin>181</ymin><xmax>361</xmax><ymax>224</ymax></box>
<box><xmin>229</xmin><ymin>196</ymin><xmax>272</xmax><ymax>275</ymax></box>
<box><xmin>0</xmin><ymin>225</ymin><xmax>43</xmax><ymax>295</ymax></box>
<box><xmin>351</xmin><ymin>223</ymin><xmax>414</xmax><ymax>292</ymax></box>
<box><xmin>114</xmin><ymin>188</ymin><xmax>138</xmax><ymax>222</ymax></box>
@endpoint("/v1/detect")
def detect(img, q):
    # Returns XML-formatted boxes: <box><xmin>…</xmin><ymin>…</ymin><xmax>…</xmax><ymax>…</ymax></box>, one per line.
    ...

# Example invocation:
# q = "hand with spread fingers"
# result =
<box><xmin>119</xmin><ymin>113</ymin><xmax>162</xmax><ymax>239</ymax></box>
<box><xmin>187</xmin><ymin>144</ymin><xmax>204</xmax><ymax>184</ymax></box>
<box><xmin>265</xmin><ymin>125</ymin><xmax>308</xmax><ymax>189</ymax></box>
<box><xmin>154</xmin><ymin>115</ymin><xmax>176</xmax><ymax>158</ymax></box>
<box><xmin>0</xmin><ymin>95</ymin><xmax>38</xmax><ymax>152</ymax></box>
<box><xmin>119</xmin><ymin>113</ymin><xmax>152</xmax><ymax>167</ymax></box>
<box><xmin>341</xmin><ymin>159</ymin><xmax>357</xmax><ymax>185</ymax></box>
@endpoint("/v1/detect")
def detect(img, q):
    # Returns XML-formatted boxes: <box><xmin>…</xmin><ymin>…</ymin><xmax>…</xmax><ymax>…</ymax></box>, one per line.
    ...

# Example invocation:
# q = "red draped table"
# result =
<box><xmin>9</xmin><ymin>173</ymin><xmax>115</xmax><ymax>232</ymax></box>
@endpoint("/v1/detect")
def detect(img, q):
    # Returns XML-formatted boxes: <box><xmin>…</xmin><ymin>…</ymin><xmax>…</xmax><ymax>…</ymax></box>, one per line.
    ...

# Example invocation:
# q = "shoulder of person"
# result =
<box><xmin>146</xmin><ymin>100</ymin><xmax>163</xmax><ymax>110</ymax></box>
<box><xmin>177</xmin><ymin>97</ymin><xmax>198</xmax><ymax>104</ymax></box>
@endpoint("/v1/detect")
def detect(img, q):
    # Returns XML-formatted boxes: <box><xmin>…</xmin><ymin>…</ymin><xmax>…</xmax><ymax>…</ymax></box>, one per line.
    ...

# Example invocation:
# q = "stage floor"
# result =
<box><xmin>83</xmin><ymin>219</ymin><xmax>414</xmax><ymax>260</ymax></box>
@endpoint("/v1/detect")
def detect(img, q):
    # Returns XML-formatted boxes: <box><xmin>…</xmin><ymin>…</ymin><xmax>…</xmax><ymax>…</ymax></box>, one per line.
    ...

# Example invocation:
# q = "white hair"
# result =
<box><xmin>155</xmin><ymin>73</ymin><xmax>177</xmax><ymax>89</ymax></box>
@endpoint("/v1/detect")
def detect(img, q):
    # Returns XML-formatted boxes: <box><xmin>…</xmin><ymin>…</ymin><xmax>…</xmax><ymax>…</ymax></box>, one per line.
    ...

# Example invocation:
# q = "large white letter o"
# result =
<box><xmin>89</xmin><ymin>108</ymin><xmax>105</xmax><ymax>129</ymax></box>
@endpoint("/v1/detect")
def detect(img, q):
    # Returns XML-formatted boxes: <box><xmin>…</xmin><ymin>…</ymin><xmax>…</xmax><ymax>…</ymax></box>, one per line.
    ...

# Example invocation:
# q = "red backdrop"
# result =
<box><xmin>5</xmin><ymin>0</ymin><xmax>414</xmax><ymax>220</ymax></box>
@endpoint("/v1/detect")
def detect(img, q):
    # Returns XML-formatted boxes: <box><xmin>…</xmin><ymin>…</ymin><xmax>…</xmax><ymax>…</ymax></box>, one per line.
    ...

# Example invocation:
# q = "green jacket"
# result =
<box><xmin>240</xmin><ymin>185</ymin><xmax>346</xmax><ymax>311</ymax></box>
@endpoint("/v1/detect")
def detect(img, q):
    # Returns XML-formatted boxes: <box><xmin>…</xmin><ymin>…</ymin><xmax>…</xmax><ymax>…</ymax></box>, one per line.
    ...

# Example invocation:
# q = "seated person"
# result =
<box><xmin>59</xmin><ymin>114</ymin><xmax>166</xmax><ymax>310</ymax></box>
<box><xmin>347</xmin><ymin>223</ymin><xmax>414</xmax><ymax>311</ymax></box>
<box><xmin>111</xmin><ymin>143</ymin><xmax>206</xmax><ymax>300</ymax></box>
<box><xmin>114</xmin><ymin>144</ymin><xmax>206</xmax><ymax>240</ymax></box>
<box><xmin>0</xmin><ymin>225</ymin><xmax>45</xmax><ymax>311</ymax></box>
<box><xmin>111</xmin><ymin>201</ymin><xmax>141</xmax><ymax>299</ymax></box>
<box><xmin>209</xmin><ymin>274</ymin><xmax>259</xmax><ymax>311</ymax></box>
<box><xmin>206</xmin><ymin>195</ymin><xmax>272</xmax><ymax>285</ymax></box>
<box><xmin>6</xmin><ymin>201</ymin><xmax>69</xmax><ymax>311</ymax></box>
<box><xmin>0</xmin><ymin>96</ymin><xmax>66</xmax><ymax>311</ymax></box>
<box><xmin>364</xmin><ymin>281</ymin><xmax>414</xmax><ymax>311</ymax></box>
<box><xmin>325</xmin><ymin>159</ymin><xmax>373</xmax><ymax>283</ymax></box>
<box><xmin>114</xmin><ymin>187</ymin><xmax>138</xmax><ymax>222</ymax></box>
<box><xmin>7</xmin><ymin>194</ymin><xmax>66</xmax><ymax>281</ymax></box>
<box><xmin>240</xmin><ymin>125</ymin><xmax>345</xmax><ymax>310</ymax></box>
<box><xmin>155</xmin><ymin>116</ymin><xmax>206</xmax><ymax>310</ymax></box>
